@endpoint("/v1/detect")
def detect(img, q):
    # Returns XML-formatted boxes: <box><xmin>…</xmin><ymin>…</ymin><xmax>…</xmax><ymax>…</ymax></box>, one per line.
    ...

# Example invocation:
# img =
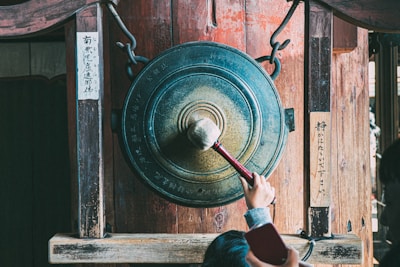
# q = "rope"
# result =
<box><xmin>298</xmin><ymin>230</ymin><xmax>335</xmax><ymax>262</ymax></box>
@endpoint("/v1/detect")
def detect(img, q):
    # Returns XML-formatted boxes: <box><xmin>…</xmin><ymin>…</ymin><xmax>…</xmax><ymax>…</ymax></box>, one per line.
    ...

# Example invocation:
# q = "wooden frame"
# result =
<box><xmin>316</xmin><ymin>0</ymin><xmax>400</xmax><ymax>33</ymax></box>
<box><xmin>49</xmin><ymin>233</ymin><xmax>362</xmax><ymax>264</ymax></box>
<box><xmin>74</xmin><ymin>3</ymin><xmax>106</xmax><ymax>239</ymax></box>
<box><xmin>305</xmin><ymin>0</ymin><xmax>333</xmax><ymax>239</ymax></box>
<box><xmin>3</xmin><ymin>0</ymin><xmax>396</xmax><ymax>265</ymax></box>
<box><xmin>0</xmin><ymin>0</ymin><xmax>398</xmax><ymax>39</ymax></box>
<box><xmin>0</xmin><ymin>0</ymin><xmax>105</xmax><ymax>38</ymax></box>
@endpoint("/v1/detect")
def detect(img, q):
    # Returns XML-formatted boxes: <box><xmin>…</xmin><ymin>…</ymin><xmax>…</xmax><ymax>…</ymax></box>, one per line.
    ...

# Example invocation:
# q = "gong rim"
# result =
<box><xmin>121</xmin><ymin>41</ymin><xmax>288</xmax><ymax>207</ymax></box>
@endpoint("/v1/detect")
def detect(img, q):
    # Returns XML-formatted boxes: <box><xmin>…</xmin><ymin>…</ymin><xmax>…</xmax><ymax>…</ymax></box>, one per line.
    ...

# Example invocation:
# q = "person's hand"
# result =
<box><xmin>239</xmin><ymin>172</ymin><xmax>275</xmax><ymax>209</ymax></box>
<box><xmin>245</xmin><ymin>247</ymin><xmax>313</xmax><ymax>267</ymax></box>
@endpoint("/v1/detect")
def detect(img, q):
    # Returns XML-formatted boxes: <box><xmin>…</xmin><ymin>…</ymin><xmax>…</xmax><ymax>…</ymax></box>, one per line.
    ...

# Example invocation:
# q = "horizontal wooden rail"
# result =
<box><xmin>0</xmin><ymin>0</ymin><xmax>114</xmax><ymax>38</ymax></box>
<box><xmin>316</xmin><ymin>0</ymin><xmax>400</xmax><ymax>32</ymax></box>
<box><xmin>49</xmin><ymin>233</ymin><xmax>362</xmax><ymax>265</ymax></box>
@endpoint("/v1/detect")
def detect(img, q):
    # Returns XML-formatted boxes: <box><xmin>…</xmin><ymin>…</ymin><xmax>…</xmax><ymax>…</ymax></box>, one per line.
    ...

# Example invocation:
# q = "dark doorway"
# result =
<box><xmin>0</xmin><ymin>76</ymin><xmax>71</xmax><ymax>267</ymax></box>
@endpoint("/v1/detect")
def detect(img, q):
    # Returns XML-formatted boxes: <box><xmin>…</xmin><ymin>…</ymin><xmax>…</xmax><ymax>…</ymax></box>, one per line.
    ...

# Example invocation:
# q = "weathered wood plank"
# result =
<box><xmin>0</xmin><ymin>0</ymin><xmax>103</xmax><ymax>38</ymax></box>
<box><xmin>305</xmin><ymin>1</ymin><xmax>333</xmax><ymax>239</ymax></box>
<box><xmin>1</xmin><ymin>0</ymin><xmax>399</xmax><ymax>38</ymax></box>
<box><xmin>172</xmin><ymin>0</ymin><xmax>249</xmax><ymax>234</ymax></box>
<box><xmin>316</xmin><ymin>0</ymin><xmax>400</xmax><ymax>32</ymax></box>
<box><xmin>76</xmin><ymin>4</ymin><xmax>105</xmax><ymax>238</ymax></box>
<box><xmin>172</xmin><ymin>0</ymin><xmax>245</xmax><ymax>49</ymax></box>
<box><xmin>331</xmin><ymin>27</ymin><xmax>373</xmax><ymax>267</ymax></box>
<box><xmin>49</xmin><ymin>233</ymin><xmax>362</xmax><ymax>264</ymax></box>
<box><xmin>245</xmin><ymin>0</ymin><xmax>306</xmax><ymax>235</ymax></box>
<box><xmin>108</xmin><ymin>0</ymin><xmax>180</xmax><ymax>237</ymax></box>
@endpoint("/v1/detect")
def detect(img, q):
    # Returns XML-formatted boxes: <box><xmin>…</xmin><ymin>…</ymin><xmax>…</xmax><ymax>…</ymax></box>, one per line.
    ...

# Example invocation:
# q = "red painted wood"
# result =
<box><xmin>106</xmin><ymin>0</ymin><xmax>305</xmax><ymax>238</ymax></box>
<box><xmin>245</xmin><ymin>0</ymin><xmax>306</xmax><ymax>235</ymax></box>
<box><xmin>108</xmin><ymin>0</ymin><xmax>179</xmax><ymax>235</ymax></box>
<box><xmin>172</xmin><ymin>0</ymin><xmax>246</xmax><ymax>49</ymax></box>
<box><xmin>0</xmin><ymin>0</ymin><xmax>399</xmax><ymax>39</ymax></box>
<box><xmin>171</xmin><ymin>0</ymin><xmax>248</xmax><ymax>235</ymax></box>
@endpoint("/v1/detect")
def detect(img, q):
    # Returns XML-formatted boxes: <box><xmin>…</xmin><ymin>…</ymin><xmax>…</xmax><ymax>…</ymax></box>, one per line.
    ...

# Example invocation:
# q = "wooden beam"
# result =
<box><xmin>315</xmin><ymin>0</ymin><xmax>400</xmax><ymax>32</ymax></box>
<box><xmin>0</xmin><ymin>0</ymin><xmax>103</xmax><ymax>38</ymax></box>
<box><xmin>75</xmin><ymin>4</ymin><xmax>105</xmax><ymax>238</ymax></box>
<box><xmin>49</xmin><ymin>233</ymin><xmax>362</xmax><ymax>264</ymax></box>
<box><xmin>333</xmin><ymin>16</ymin><xmax>358</xmax><ymax>53</ymax></box>
<box><xmin>305</xmin><ymin>1</ymin><xmax>333</xmax><ymax>238</ymax></box>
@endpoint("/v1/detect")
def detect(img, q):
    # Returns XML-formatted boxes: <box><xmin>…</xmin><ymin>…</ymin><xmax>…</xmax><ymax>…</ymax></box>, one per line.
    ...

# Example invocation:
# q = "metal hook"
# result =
<box><xmin>106</xmin><ymin>2</ymin><xmax>149</xmax><ymax>80</ymax></box>
<box><xmin>268</xmin><ymin>0</ymin><xmax>301</xmax><ymax>64</ymax></box>
<box><xmin>107</xmin><ymin>3</ymin><xmax>137</xmax><ymax>50</ymax></box>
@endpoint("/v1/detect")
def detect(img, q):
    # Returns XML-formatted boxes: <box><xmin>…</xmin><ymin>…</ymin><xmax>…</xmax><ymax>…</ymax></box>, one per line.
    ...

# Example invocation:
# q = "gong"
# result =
<box><xmin>121</xmin><ymin>41</ymin><xmax>289</xmax><ymax>207</ymax></box>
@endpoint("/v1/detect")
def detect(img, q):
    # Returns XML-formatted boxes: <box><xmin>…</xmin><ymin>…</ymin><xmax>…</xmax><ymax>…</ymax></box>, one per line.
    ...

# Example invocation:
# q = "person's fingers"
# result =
<box><xmin>259</xmin><ymin>174</ymin><xmax>267</xmax><ymax>186</ymax></box>
<box><xmin>263</xmin><ymin>181</ymin><xmax>275</xmax><ymax>205</ymax></box>
<box><xmin>245</xmin><ymin>250</ymin><xmax>274</xmax><ymax>267</ymax></box>
<box><xmin>239</xmin><ymin>176</ymin><xmax>249</xmax><ymax>193</ymax></box>
<box><xmin>284</xmin><ymin>247</ymin><xmax>301</xmax><ymax>266</ymax></box>
<box><xmin>252</xmin><ymin>172</ymin><xmax>261</xmax><ymax>187</ymax></box>
<box><xmin>264</xmin><ymin>181</ymin><xmax>271</xmax><ymax>191</ymax></box>
<box><xmin>271</xmin><ymin>186</ymin><xmax>275</xmax><ymax>195</ymax></box>
<box><xmin>270</xmin><ymin>186</ymin><xmax>276</xmax><ymax>203</ymax></box>
<box><xmin>299</xmin><ymin>261</ymin><xmax>313</xmax><ymax>267</ymax></box>
<box><xmin>287</xmin><ymin>247</ymin><xmax>299</xmax><ymax>258</ymax></box>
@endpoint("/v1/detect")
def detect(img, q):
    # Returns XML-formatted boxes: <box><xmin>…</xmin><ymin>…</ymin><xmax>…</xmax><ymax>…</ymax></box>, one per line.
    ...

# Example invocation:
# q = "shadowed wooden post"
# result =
<box><xmin>305</xmin><ymin>0</ymin><xmax>333</xmax><ymax>238</ymax></box>
<box><xmin>75</xmin><ymin>3</ymin><xmax>105</xmax><ymax>239</ymax></box>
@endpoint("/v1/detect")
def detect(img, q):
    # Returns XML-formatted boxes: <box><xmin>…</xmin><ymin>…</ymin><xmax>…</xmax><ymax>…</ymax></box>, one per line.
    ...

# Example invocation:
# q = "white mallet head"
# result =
<box><xmin>187</xmin><ymin>118</ymin><xmax>221</xmax><ymax>150</ymax></box>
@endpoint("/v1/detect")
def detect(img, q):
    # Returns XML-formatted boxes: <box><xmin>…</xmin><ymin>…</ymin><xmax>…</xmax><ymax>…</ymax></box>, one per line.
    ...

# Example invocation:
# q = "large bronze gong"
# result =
<box><xmin>121</xmin><ymin>41</ymin><xmax>289</xmax><ymax>207</ymax></box>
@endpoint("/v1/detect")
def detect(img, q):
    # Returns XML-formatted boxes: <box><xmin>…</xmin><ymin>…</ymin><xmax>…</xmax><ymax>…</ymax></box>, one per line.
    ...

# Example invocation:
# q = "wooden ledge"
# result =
<box><xmin>49</xmin><ymin>233</ymin><xmax>362</xmax><ymax>264</ymax></box>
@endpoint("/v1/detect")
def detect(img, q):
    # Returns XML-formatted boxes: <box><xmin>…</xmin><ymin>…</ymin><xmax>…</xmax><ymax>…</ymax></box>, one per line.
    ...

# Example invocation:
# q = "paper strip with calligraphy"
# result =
<box><xmin>310</xmin><ymin>112</ymin><xmax>331</xmax><ymax>207</ymax></box>
<box><xmin>77</xmin><ymin>32</ymin><xmax>100</xmax><ymax>100</ymax></box>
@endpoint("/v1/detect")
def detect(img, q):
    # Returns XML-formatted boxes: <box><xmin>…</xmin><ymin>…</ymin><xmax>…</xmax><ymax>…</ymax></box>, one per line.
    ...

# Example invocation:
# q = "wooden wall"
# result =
<box><xmin>62</xmin><ymin>0</ymin><xmax>372</xmax><ymax>266</ymax></box>
<box><xmin>330</xmin><ymin>28</ymin><xmax>372</xmax><ymax>267</ymax></box>
<box><xmin>104</xmin><ymin>0</ymin><xmax>305</xmax><ymax>237</ymax></box>
<box><xmin>0</xmin><ymin>0</ymin><xmax>375</xmax><ymax>266</ymax></box>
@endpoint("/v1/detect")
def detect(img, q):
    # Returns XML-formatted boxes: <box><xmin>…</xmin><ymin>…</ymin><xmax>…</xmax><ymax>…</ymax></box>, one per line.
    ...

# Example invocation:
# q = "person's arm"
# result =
<box><xmin>240</xmin><ymin>172</ymin><xmax>275</xmax><ymax>209</ymax></box>
<box><xmin>240</xmin><ymin>172</ymin><xmax>275</xmax><ymax>228</ymax></box>
<box><xmin>241</xmin><ymin>173</ymin><xmax>313</xmax><ymax>267</ymax></box>
<box><xmin>244</xmin><ymin>207</ymin><xmax>272</xmax><ymax>228</ymax></box>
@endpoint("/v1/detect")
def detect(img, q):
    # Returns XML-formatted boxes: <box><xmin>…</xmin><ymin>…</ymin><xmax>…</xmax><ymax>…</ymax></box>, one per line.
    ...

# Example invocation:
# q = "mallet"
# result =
<box><xmin>187</xmin><ymin>118</ymin><xmax>254</xmax><ymax>185</ymax></box>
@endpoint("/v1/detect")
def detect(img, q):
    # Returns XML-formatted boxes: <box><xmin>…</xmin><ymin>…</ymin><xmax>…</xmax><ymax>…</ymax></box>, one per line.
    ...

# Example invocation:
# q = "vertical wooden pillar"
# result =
<box><xmin>305</xmin><ymin>0</ymin><xmax>333</xmax><ymax>238</ymax></box>
<box><xmin>375</xmin><ymin>35</ymin><xmax>399</xmax><ymax>150</ymax></box>
<box><xmin>375</xmin><ymin>34</ymin><xmax>399</xmax><ymax>243</ymax></box>
<box><xmin>76</xmin><ymin>3</ymin><xmax>105</xmax><ymax>238</ymax></box>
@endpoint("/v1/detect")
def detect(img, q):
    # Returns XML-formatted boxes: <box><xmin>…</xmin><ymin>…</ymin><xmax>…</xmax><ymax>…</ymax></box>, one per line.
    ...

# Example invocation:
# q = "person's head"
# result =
<box><xmin>202</xmin><ymin>230</ymin><xmax>250</xmax><ymax>267</ymax></box>
<box><xmin>379</xmin><ymin>139</ymin><xmax>400</xmax><ymax>245</ymax></box>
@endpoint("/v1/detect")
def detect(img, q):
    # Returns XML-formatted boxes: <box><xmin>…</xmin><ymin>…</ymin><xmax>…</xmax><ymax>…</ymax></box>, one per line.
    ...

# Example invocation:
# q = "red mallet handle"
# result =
<box><xmin>212</xmin><ymin>141</ymin><xmax>254</xmax><ymax>185</ymax></box>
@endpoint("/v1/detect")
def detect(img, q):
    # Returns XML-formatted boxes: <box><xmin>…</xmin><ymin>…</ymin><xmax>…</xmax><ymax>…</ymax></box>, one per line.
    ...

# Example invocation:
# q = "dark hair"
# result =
<box><xmin>202</xmin><ymin>230</ymin><xmax>249</xmax><ymax>267</ymax></box>
<box><xmin>379</xmin><ymin>139</ymin><xmax>400</xmax><ymax>184</ymax></box>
